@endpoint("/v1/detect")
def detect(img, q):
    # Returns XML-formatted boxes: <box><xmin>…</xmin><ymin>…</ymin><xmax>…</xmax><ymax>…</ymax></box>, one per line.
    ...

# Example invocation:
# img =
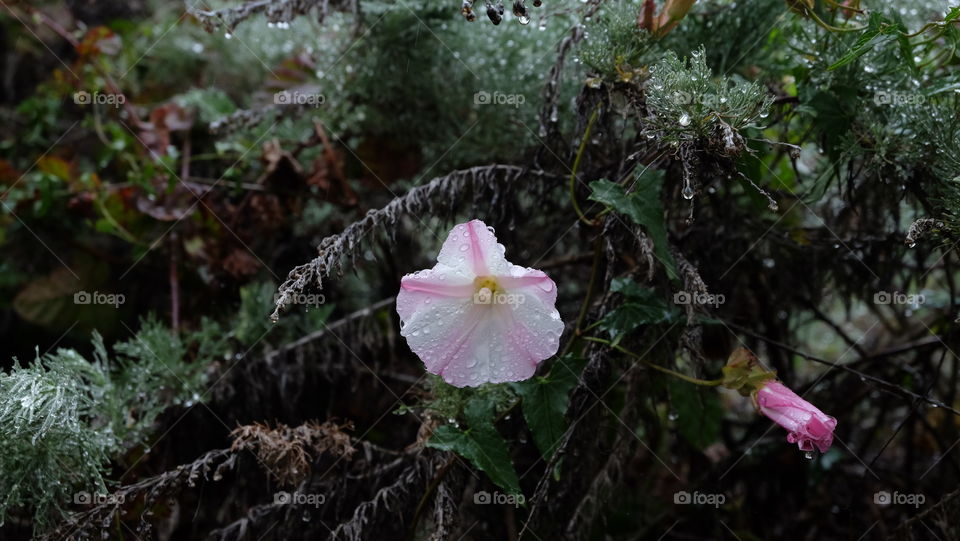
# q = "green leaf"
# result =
<box><xmin>599</xmin><ymin>302</ymin><xmax>677</xmax><ymax>340</ymax></box>
<box><xmin>828</xmin><ymin>13</ymin><xmax>897</xmax><ymax>71</ymax></box>
<box><xmin>668</xmin><ymin>378</ymin><xmax>723</xmax><ymax>451</ymax></box>
<box><xmin>610</xmin><ymin>276</ymin><xmax>646</xmax><ymax>298</ymax></box>
<box><xmin>428</xmin><ymin>397</ymin><xmax>521</xmax><ymax>495</ymax></box>
<box><xmin>598</xmin><ymin>278</ymin><xmax>679</xmax><ymax>340</ymax></box>
<box><xmin>510</xmin><ymin>356</ymin><xmax>586</xmax><ymax>460</ymax></box>
<box><xmin>588</xmin><ymin>169</ymin><xmax>678</xmax><ymax>279</ymax></box>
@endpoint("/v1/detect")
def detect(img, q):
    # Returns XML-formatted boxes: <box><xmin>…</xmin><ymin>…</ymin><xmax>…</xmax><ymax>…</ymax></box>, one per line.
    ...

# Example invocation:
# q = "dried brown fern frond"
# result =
<box><xmin>230</xmin><ymin>420</ymin><xmax>356</xmax><ymax>486</ymax></box>
<box><xmin>329</xmin><ymin>453</ymin><xmax>438</xmax><ymax>541</ymax></box>
<box><xmin>40</xmin><ymin>449</ymin><xmax>238</xmax><ymax>541</ymax></box>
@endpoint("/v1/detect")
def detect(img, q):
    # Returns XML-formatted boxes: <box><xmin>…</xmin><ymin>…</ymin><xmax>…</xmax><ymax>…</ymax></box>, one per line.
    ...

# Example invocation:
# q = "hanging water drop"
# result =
<box><xmin>682</xmin><ymin>185</ymin><xmax>695</xmax><ymax>199</ymax></box>
<box><xmin>679</xmin><ymin>113</ymin><xmax>691</xmax><ymax>127</ymax></box>
<box><xmin>513</xmin><ymin>0</ymin><xmax>529</xmax><ymax>24</ymax></box>
<box><xmin>804</xmin><ymin>451</ymin><xmax>814</xmax><ymax>460</ymax></box>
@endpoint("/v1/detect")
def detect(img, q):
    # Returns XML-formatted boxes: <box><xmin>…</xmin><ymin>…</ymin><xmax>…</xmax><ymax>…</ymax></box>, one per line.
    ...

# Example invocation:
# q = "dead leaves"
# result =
<box><xmin>230</xmin><ymin>420</ymin><xmax>356</xmax><ymax>487</ymax></box>
<box><xmin>638</xmin><ymin>0</ymin><xmax>697</xmax><ymax>37</ymax></box>
<box><xmin>139</xmin><ymin>103</ymin><xmax>194</xmax><ymax>157</ymax></box>
<box><xmin>306</xmin><ymin>121</ymin><xmax>357</xmax><ymax>206</ymax></box>
<box><xmin>76</xmin><ymin>26</ymin><xmax>122</xmax><ymax>57</ymax></box>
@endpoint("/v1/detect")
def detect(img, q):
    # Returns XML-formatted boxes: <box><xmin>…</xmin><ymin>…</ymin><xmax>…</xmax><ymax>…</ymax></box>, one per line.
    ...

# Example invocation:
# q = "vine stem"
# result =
<box><xmin>582</xmin><ymin>336</ymin><xmax>723</xmax><ymax>387</ymax></box>
<box><xmin>558</xmin><ymin>239</ymin><xmax>603</xmax><ymax>358</ymax></box>
<box><xmin>569</xmin><ymin>103</ymin><xmax>602</xmax><ymax>226</ymax></box>
<box><xmin>803</xmin><ymin>7</ymin><xmax>867</xmax><ymax>32</ymax></box>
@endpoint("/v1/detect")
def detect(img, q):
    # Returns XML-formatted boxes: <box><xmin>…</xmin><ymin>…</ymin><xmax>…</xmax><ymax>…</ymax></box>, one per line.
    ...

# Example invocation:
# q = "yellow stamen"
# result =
<box><xmin>473</xmin><ymin>276</ymin><xmax>500</xmax><ymax>306</ymax></box>
<box><xmin>474</xmin><ymin>276</ymin><xmax>499</xmax><ymax>293</ymax></box>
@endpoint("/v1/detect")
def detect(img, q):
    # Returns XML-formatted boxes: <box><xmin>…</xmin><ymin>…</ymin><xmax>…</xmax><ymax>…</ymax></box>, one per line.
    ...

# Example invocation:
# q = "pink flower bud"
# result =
<box><xmin>756</xmin><ymin>381</ymin><xmax>837</xmax><ymax>453</ymax></box>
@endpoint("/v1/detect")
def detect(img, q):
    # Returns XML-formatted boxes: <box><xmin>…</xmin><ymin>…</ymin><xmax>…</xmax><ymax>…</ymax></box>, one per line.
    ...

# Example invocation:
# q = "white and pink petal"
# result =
<box><xmin>436</xmin><ymin>219</ymin><xmax>511</xmax><ymax>277</ymax></box>
<box><xmin>437</xmin><ymin>306</ymin><xmax>544</xmax><ymax>387</ymax></box>
<box><xmin>397</xmin><ymin>265</ymin><xmax>474</xmax><ymax>323</ymax></box>
<box><xmin>399</xmin><ymin>295</ymin><xmax>481</xmax><ymax>377</ymax></box>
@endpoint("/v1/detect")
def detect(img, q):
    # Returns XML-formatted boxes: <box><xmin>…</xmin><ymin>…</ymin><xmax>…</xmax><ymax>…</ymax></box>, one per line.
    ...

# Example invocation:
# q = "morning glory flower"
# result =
<box><xmin>757</xmin><ymin>381</ymin><xmax>838</xmax><ymax>453</ymax></box>
<box><xmin>397</xmin><ymin>219</ymin><xmax>564</xmax><ymax>387</ymax></box>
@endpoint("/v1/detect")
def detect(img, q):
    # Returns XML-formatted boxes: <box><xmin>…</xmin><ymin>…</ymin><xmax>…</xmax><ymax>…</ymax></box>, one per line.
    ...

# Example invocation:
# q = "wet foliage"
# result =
<box><xmin>2</xmin><ymin>0</ymin><xmax>960</xmax><ymax>539</ymax></box>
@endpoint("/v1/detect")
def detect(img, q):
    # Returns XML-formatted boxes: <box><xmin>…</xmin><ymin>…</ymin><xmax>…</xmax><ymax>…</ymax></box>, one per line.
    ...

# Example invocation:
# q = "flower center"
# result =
<box><xmin>474</xmin><ymin>276</ymin><xmax>499</xmax><ymax>292</ymax></box>
<box><xmin>473</xmin><ymin>276</ymin><xmax>500</xmax><ymax>305</ymax></box>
